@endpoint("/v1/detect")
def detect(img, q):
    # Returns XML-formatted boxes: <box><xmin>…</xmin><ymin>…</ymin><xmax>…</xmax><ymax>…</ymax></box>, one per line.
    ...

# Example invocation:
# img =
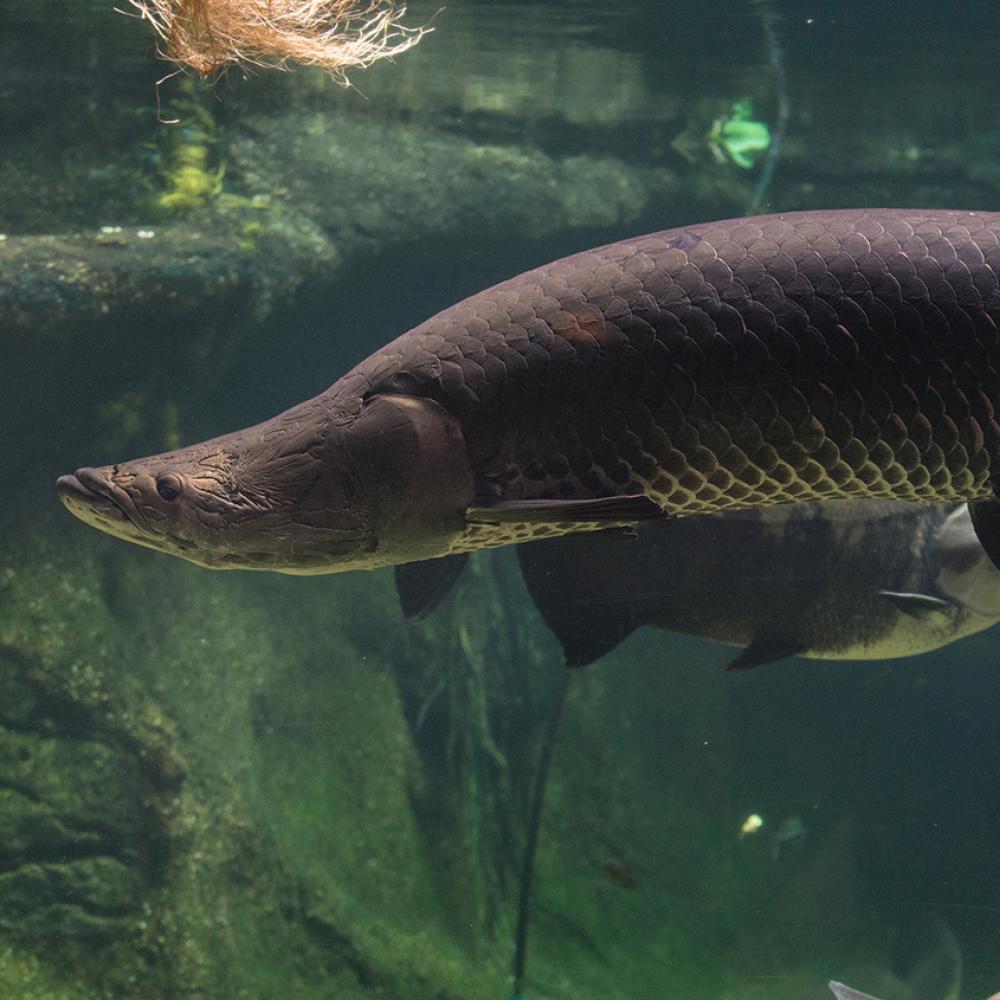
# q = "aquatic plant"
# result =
<box><xmin>158</xmin><ymin>143</ymin><xmax>223</xmax><ymax>209</ymax></box>
<box><xmin>154</xmin><ymin>85</ymin><xmax>224</xmax><ymax>211</ymax></box>
<box><xmin>126</xmin><ymin>0</ymin><xmax>428</xmax><ymax>81</ymax></box>
<box><xmin>707</xmin><ymin>99</ymin><xmax>772</xmax><ymax>170</ymax></box>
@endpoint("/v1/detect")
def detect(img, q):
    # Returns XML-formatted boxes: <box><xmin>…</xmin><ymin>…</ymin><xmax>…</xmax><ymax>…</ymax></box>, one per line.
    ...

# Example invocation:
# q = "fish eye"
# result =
<box><xmin>156</xmin><ymin>474</ymin><xmax>182</xmax><ymax>501</ymax></box>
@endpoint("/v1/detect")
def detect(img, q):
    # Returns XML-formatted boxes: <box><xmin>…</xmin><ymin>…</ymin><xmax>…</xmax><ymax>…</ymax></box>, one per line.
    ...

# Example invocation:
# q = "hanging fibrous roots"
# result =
<box><xmin>126</xmin><ymin>0</ymin><xmax>428</xmax><ymax>81</ymax></box>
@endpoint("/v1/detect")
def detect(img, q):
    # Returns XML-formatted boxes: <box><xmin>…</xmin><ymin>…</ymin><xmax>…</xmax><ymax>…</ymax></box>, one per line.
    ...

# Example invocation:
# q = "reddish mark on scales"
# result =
<box><xmin>551</xmin><ymin>306</ymin><xmax>610</xmax><ymax>345</ymax></box>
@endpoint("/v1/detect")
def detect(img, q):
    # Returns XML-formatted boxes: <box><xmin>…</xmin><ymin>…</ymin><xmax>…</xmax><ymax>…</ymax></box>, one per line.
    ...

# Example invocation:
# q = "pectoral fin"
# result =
<box><xmin>467</xmin><ymin>493</ymin><xmax>665</xmax><ymax>527</ymax></box>
<box><xmin>394</xmin><ymin>554</ymin><xmax>469</xmax><ymax>621</ymax></box>
<box><xmin>878</xmin><ymin>590</ymin><xmax>956</xmax><ymax>619</ymax></box>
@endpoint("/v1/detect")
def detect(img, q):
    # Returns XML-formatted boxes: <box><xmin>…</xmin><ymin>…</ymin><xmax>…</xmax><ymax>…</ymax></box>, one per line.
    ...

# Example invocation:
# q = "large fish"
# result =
<box><xmin>57</xmin><ymin>209</ymin><xmax>1000</xmax><ymax>573</ymax></box>
<box><xmin>515</xmin><ymin>500</ymin><xmax>1000</xmax><ymax>667</ymax></box>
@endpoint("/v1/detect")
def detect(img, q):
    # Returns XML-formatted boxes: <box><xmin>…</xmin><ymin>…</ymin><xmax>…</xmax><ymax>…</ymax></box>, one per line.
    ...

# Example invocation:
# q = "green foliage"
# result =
<box><xmin>238</xmin><ymin>220</ymin><xmax>264</xmax><ymax>251</ymax></box>
<box><xmin>707</xmin><ymin>99</ymin><xmax>772</xmax><ymax>169</ymax></box>
<box><xmin>154</xmin><ymin>84</ymin><xmax>224</xmax><ymax>213</ymax></box>
<box><xmin>157</xmin><ymin>144</ymin><xmax>224</xmax><ymax>211</ymax></box>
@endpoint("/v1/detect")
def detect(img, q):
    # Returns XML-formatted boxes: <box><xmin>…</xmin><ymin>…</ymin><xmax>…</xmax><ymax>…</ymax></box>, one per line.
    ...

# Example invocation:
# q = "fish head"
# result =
<box><xmin>934</xmin><ymin>504</ymin><xmax>1000</xmax><ymax>617</ymax></box>
<box><xmin>57</xmin><ymin>392</ymin><xmax>473</xmax><ymax>574</ymax></box>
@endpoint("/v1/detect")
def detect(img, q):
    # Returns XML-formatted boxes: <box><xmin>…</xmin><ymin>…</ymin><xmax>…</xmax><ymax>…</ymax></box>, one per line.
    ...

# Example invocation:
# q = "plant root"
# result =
<box><xmin>126</xmin><ymin>0</ymin><xmax>428</xmax><ymax>81</ymax></box>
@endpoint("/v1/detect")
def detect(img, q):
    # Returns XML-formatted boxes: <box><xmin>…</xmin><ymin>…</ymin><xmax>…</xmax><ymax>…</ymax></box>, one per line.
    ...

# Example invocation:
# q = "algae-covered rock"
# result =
<box><xmin>0</xmin><ymin>528</ymin><xmax>536</xmax><ymax>998</ymax></box>
<box><xmin>2</xmin><ymin>516</ymin><xmax>883</xmax><ymax>1000</ymax></box>
<box><xmin>0</xmin><ymin>548</ymin><xmax>176</xmax><ymax>994</ymax></box>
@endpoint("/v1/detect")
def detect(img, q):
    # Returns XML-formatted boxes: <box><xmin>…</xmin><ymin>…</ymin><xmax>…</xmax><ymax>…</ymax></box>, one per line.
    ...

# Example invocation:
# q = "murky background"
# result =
<box><xmin>2</xmin><ymin>0</ymin><xmax>1000</xmax><ymax>997</ymax></box>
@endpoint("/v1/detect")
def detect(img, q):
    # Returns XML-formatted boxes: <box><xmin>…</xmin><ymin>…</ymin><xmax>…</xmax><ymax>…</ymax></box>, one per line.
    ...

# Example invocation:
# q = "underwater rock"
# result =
<box><xmin>229</xmin><ymin>111</ymin><xmax>679</xmax><ymax>247</ymax></box>
<box><xmin>0</xmin><ymin>643</ymin><xmax>171</xmax><ymax>943</ymax></box>
<box><xmin>0</xmin><ymin>113</ymin><xmax>676</xmax><ymax>341</ymax></box>
<box><xmin>0</xmin><ymin>218</ymin><xmax>335</xmax><ymax>338</ymax></box>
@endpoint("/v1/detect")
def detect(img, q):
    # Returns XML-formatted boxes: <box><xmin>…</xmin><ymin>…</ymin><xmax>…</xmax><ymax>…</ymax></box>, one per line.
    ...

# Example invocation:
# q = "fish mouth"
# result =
<box><xmin>55</xmin><ymin>468</ymin><xmax>148</xmax><ymax>545</ymax></box>
<box><xmin>58</xmin><ymin>467</ymin><xmax>176</xmax><ymax>557</ymax></box>
<box><xmin>57</xmin><ymin>470</ymin><xmax>128</xmax><ymax>522</ymax></box>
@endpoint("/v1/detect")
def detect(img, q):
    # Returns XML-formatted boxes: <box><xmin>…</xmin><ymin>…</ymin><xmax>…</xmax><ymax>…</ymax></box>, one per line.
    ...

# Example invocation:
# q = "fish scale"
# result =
<box><xmin>351</xmin><ymin>210</ymin><xmax>1000</xmax><ymax>544</ymax></box>
<box><xmin>56</xmin><ymin>209</ymin><xmax>1000</xmax><ymax>575</ymax></box>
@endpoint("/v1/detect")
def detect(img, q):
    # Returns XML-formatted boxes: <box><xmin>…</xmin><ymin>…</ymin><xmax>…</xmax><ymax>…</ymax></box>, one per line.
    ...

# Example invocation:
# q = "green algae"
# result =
<box><xmin>0</xmin><ymin>945</ymin><xmax>100</xmax><ymax>1000</ymax></box>
<box><xmin>0</xmin><ymin>525</ymin><xmax>516</xmax><ymax>997</ymax></box>
<box><xmin>0</xmin><ymin>506</ymin><xmax>909</xmax><ymax>999</ymax></box>
<box><xmin>153</xmin><ymin>83</ymin><xmax>226</xmax><ymax>214</ymax></box>
<box><xmin>707</xmin><ymin>100</ymin><xmax>772</xmax><ymax>169</ymax></box>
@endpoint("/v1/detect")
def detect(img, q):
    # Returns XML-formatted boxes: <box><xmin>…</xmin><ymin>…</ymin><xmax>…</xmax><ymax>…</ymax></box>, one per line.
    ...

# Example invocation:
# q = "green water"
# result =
<box><xmin>3</xmin><ymin>1</ymin><xmax>1000</xmax><ymax>997</ymax></box>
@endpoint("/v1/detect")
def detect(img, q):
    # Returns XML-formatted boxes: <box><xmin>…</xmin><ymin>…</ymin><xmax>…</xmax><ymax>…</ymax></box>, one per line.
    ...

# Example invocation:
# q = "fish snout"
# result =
<box><xmin>58</xmin><ymin>467</ymin><xmax>116</xmax><ymax>507</ymax></box>
<box><xmin>56</xmin><ymin>467</ymin><xmax>130</xmax><ymax>527</ymax></box>
<box><xmin>56</xmin><ymin>471</ymin><xmax>92</xmax><ymax>505</ymax></box>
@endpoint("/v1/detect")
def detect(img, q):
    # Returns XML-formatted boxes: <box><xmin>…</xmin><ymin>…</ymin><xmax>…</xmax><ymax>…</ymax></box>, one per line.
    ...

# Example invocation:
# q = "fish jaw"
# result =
<box><xmin>57</xmin><ymin>468</ymin><xmax>160</xmax><ymax>552</ymax></box>
<box><xmin>57</xmin><ymin>469</ymin><xmax>127</xmax><ymax>525</ymax></box>
<box><xmin>56</xmin><ymin>392</ymin><xmax>475</xmax><ymax>574</ymax></box>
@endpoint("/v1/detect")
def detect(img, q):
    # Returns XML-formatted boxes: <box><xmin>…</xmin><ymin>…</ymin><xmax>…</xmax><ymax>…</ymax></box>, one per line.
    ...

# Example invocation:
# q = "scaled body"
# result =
<box><xmin>58</xmin><ymin>209</ymin><xmax>1000</xmax><ymax>572</ymax></box>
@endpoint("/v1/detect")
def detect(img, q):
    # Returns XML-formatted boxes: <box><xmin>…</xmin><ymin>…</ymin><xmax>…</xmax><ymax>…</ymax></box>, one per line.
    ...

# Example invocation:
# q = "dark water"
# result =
<box><xmin>2</xmin><ymin>1</ymin><xmax>1000</xmax><ymax>998</ymax></box>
